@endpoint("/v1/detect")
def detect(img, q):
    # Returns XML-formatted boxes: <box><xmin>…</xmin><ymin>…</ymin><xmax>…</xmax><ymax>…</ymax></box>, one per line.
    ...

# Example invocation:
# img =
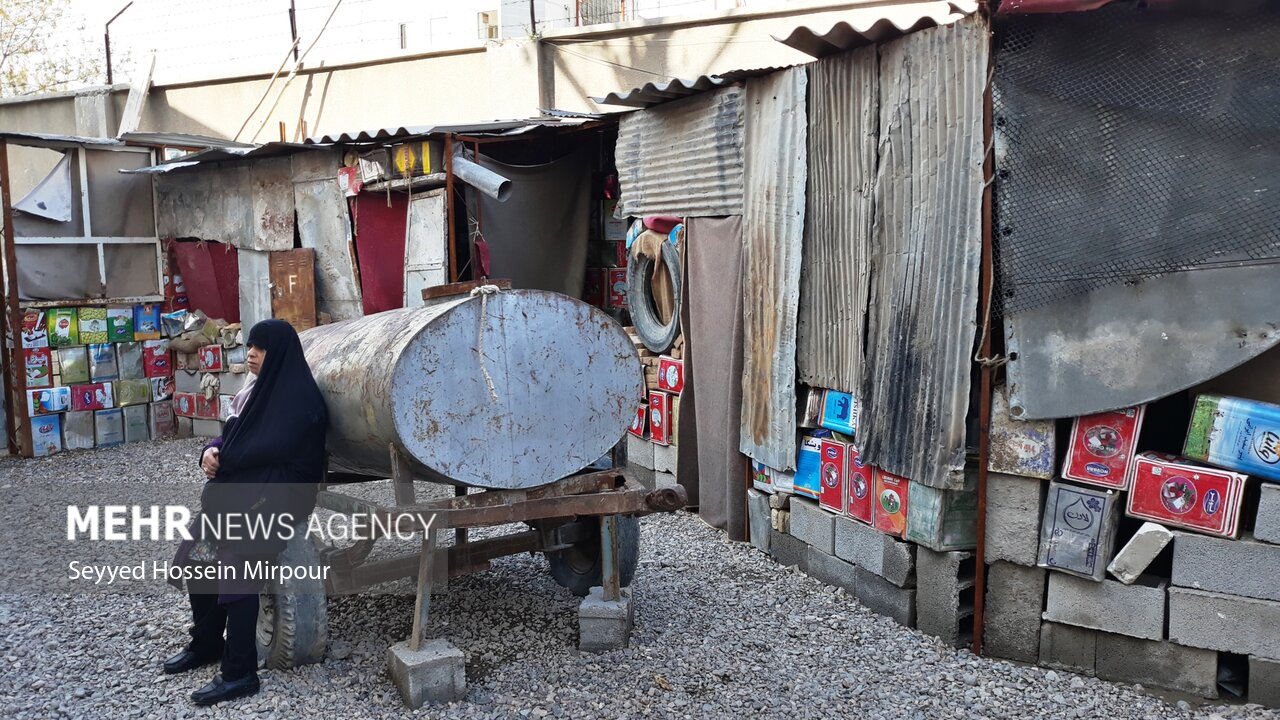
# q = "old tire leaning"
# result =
<box><xmin>627</xmin><ymin>239</ymin><xmax>682</xmax><ymax>354</ymax></box>
<box><xmin>548</xmin><ymin>515</ymin><xmax>641</xmax><ymax>597</ymax></box>
<box><xmin>257</xmin><ymin>530</ymin><xmax>328</xmax><ymax>669</ymax></box>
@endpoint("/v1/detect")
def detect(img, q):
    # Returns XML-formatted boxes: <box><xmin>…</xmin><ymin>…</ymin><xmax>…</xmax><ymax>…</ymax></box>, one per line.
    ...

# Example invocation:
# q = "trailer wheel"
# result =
<box><xmin>257</xmin><ymin>531</ymin><xmax>328</xmax><ymax>669</ymax></box>
<box><xmin>548</xmin><ymin>515</ymin><xmax>641</xmax><ymax>597</ymax></box>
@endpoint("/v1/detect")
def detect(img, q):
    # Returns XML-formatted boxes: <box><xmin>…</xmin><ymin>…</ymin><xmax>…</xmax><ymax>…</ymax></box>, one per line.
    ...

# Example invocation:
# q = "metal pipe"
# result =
<box><xmin>104</xmin><ymin>2</ymin><xmax>134</xmax><ymax>85</ymax></box>
<box><xmin>0</xmin><ymin>140</ymin><xmax>23</xmax><ymax>455</ymax></box>
<box><xmin>450</xmin><ymin>151</ymin><xmax>512</xmax><ymax>202</ymax></box>
<box><xmin>445</xmin><ymin>134</ymin><xmax>458</xmax><ymax>282</ymax></box>
<box><xmin>601</xmin><ymin>514</ymin><xmax>620</xmax><ymax>601</ymax></box>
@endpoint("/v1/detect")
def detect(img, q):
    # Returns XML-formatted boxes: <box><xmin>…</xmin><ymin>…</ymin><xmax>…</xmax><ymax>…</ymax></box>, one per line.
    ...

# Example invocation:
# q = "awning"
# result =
<box><xmin>304</xmin><ymin>116</ymin><xmax>601</xmax><ymax>145</ymax></box>
<box><xmin>591</xmin><ymin>67</ymin><xmax>789</xmax><ymax>109</ymax></box>
<box><xmin>772</xmin><ymin>0</ymin><xmax>979</xmax><ymax>58</ymax></box>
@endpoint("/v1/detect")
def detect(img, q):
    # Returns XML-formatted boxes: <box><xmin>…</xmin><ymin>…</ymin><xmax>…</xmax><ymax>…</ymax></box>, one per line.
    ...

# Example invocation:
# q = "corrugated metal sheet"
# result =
<box><xmin>154</xmin><ymin>157</ymin><xmax>294</xmax><ymax>251</ymax></box>
<box><xmin>615</xmin><ymin>86</ymin><xmax>745</xmax><ymax>218</ymax></box>
<box><xmin>294</xmin><ymin>179</ymin><xmax>363</xmax><ymax>322</ymax></box>
<box><xmin>796</xmin><ymin>46</ymin><xmax>878</xmax><ymax>395</ymax></box>
<box><xmin>305</xmin><ymin>117</ymin><xmax>595</xmax><ymax>144</ymax></box>
<box><xmin>592</xmin><ymin>67</ymin><xmax>789</xmax><ymax>109</ymax></box>
<box><xmin>857</xmin><ymin>18</ymin><xmax>987</xmax><ymax>490</ymax></box>
<box><xmin>739</xmin><ymin>68</ymin><xmax>808</xmax><ymax>471</ymax></box>
<box><xmin>773</xmin><ymin>0</ymin><xmax>978</xmax><ymax>58</ymax></box>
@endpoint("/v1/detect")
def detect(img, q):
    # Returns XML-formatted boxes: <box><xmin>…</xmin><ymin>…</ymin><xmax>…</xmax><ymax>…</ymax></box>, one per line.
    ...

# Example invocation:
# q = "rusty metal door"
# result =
<box><xmin>269</xmin><ymin>249</ymin><xmax>317</xmax><ymax>332</ymax></box>
<box><xmin>404</xmin><ymin>190</ymin><xmax>447</xmax><ymax>307</ymax></box>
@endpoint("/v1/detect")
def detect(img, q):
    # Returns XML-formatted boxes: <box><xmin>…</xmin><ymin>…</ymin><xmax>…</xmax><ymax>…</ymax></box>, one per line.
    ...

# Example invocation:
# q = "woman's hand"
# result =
<box><xmin>201</xmin><ymin>448</ymin><xmax>220</xmax><ymax>479</ymax></box>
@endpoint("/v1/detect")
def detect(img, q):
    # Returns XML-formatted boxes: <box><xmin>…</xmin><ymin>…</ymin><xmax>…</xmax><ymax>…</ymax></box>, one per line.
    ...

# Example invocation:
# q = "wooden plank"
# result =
<box><xmin>268</xmin><ymin>248</ymin><xmax>317</xmax><ymax>331</ymax></box>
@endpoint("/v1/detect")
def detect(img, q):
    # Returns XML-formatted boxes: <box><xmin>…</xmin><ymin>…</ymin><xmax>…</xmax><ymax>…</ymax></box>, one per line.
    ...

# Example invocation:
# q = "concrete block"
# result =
<box><xmin>654</xmin><ymin>442</ymin><xmax>677</xmax><ymax>474</ymax></box>
<box><xmin>1095</xmin><ymin>633</ymin><xmax>1219</xmax><ymax>699</ymax></box>
<box><xmin>1169</xmin><ymin>587</ymin><xmax>1280</xmax><ymax>657</ymax></box>
<box><xmin>1256</xmin><ymin>484</ymin><xmax>1280</xmax><ymax>545</ymax></box>
<box><xmin>748</xmin><ymin>489</ymin><xmax>771</xmax><ymax>553</ymax></box>
<box><xmin>1108</xmin><ymin>522</ymin><xmax>1174</xmax><ymax>584</ymax></box>
<box><xmin>175</xmin><ymin>369</ymin><xmax>202</xmax><ymax>394</ymax></box>
<box><xmin>627</xmin><ymin>434</ymin><xmax>654</xmax><ymax>470</ymax></box>
<box><xmin>1249</xmin><ymin>656</ymin><xmax>1280</xmax><ymax>708</ymax></box>
<box><xmin>771</xmin><ymin>508</ymin><xmax>790</xmax><ymax>534</ymax></box>
<box><xmin>1043</xmin><ymin>573</ymin><xmax>1165</xmax><ymax>640</ymax></box>
<box><xmin>175</xmin><ymin>416</ymin><xmax>194</xmax><ymax>439</ymax></box>
<box><xmin>805</xmin><ymin>546</ymin><xmax>858</xmax><ymax>595</ymax></box>
<box><xmin>789</xmin><ymin>498</ymin><xmax>835</xmax><ymax>555</ymax></box>
<box><xmin>915</xmin><ymin>548</ymin><xmax>974</xmax><ymax>648</ymax></box>
<box><xmin>1039</xmin><ymin>622</ymin><xmax>1097</xmax><ymax>677</ymax></box>
<box><xmin>653</xmin><ymin>472</ymin><xmax>677</xmax><ymax>489</ymax></box>
<box><xmin>192</xmin><ymin>419</ymin><xmax>222</xmax><ymax>438</ymax></box>
<box><xmin>578</xmin><ymin>586</ymin><xmax>634</xmax><ymax>652</ymax></box>
<box><xmin>984</xmin><ymin>561</ymin><xmax>1046</xmax><ymax>664</ymax></box>
<box><xmin>833</xmin><ymin>516</ymin><xmax>915</xmax><ymax>587</ymax></box>
<box><xmin>984</xmin><ymin>473</ymin><xmax>1046</xmax><ymax>566</ymax></box>
<box><xmin>854</xmin><ymin>567</ymin><xmax>916</xmax><ymax>628</ymax></box>
<box><xmin>1173</xmin><ymin>532</ymin><xmax>1280</xmax><ymax>601</ymax></box>
<box><xmin>770</xmin><ymin>529</ymin><xmax>806</xmax><ymax>569</ymax></box>
<box><xmin>386</xmin><ymin>639</ymin><xmax>466</xmax><ymax>708</ymax></box>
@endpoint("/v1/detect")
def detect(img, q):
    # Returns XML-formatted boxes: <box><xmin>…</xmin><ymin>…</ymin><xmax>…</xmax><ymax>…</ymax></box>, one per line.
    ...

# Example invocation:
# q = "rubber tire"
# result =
<box><xmin>548</xmin><ymin>515</ymin><xmax>641</xmax><ymax>597</ymax></box>
<box><xmin>626</xmin><ymin>239</ymin><xmax>682</xmax><ymax>354</ymax></box>
<box><xmin>257</xmin><ymin>530</ymin><xmax>328</xmax><ymax>669</ymax></box>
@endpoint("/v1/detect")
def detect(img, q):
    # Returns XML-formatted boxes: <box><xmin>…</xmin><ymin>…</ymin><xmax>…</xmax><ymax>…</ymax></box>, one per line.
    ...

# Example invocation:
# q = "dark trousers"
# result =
<box><xmin>187</xmin><ymin>576</ymin><xmax>259</xmax><ymax>681</ymax></box>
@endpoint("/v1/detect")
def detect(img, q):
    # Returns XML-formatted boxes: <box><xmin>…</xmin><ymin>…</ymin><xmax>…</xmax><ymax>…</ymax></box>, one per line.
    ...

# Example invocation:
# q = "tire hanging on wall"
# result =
<box><xmin>627</xmin><ymin>234</ymin><xmax>683</xmax><ymax>354</ymax></box>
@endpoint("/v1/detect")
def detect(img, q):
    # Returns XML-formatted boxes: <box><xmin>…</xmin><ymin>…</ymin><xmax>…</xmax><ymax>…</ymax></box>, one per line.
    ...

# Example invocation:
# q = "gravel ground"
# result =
<box><xmin>0</xmin><ymin>439</ymin><xmax>1277</xmax><ymax>720</ymax></box>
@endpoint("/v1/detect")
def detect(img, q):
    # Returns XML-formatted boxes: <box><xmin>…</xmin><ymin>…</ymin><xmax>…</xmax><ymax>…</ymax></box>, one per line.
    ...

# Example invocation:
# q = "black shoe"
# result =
<box><xmin>163</xmin><ymin>647</ymin><xmax>221</xmax><ymax>675</ymax></box>
<box><xmin>190</xmin><ymin>672</ymin><xmax>260</xmax><ymax>706</ymax></box>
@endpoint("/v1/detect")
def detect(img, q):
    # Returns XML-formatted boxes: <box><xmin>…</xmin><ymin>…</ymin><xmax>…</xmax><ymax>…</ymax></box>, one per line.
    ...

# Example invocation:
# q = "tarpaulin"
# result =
<box><xmin>168</xmin><ymin>240</ymin><xmax>240</xmax><ymax>323</ymax></box>
<box><xmin>352</xmin><ymin>193</ymin><xmax>409</xmax><ymax>315</ymax></box>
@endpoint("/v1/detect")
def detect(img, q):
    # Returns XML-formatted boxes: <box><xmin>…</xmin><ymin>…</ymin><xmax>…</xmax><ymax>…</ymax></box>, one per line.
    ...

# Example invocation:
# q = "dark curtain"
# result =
<box><xmin>677</xmin><ymin>216</ymin><xmax>748</xmax><ymax>541</ymax></box>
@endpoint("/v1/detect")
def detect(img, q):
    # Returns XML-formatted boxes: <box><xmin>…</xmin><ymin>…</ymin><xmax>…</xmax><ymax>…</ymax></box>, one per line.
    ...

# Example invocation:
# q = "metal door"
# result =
<box><xmin>404</xmin><ymin>190</ymin><xmax>448</xmax><ymax>306</ymax></box>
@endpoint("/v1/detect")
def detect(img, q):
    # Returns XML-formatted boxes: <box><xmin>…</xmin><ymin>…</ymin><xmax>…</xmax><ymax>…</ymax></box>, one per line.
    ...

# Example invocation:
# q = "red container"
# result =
<box><xmin>1063</xmin><ymin>405</ymin><xmax>1146</xmax><ymax>491</ymax></box>
<box><xmin>143</xmin><ymin>340</ymin><xmax>172</xmax><ymax>378</ymax></box>
<box><xmin>648</xmin><ymin>391</ymin><xmax>672</xmax><ymax>446</ymax></box>
<box><xmin>198</xmin><ymin>345</ymin><xmax>224</xmax><ymax>373</ymax></box>
<box><xmin>845</xmin><ymin>445</ymin><xmax>874</xmax><ymax>524</ymax></box>
<box><xmin>872</xmin><ymin>469</ymin><xmax>910</xmax><ymax>537</ymax></box>
<box><xmin>172</xmin><ymin>392</ymin><xmax>198</xmax><ymax>418</ymax></box>
<box><xmin>628</xmin><ymin>403</ymin><xmax>647</xmax><ymax>439</ymax></box>
<box><xmin>24</xmin><ymin>348</ymin><xmax>52</xmax><ymax>389</ymax></box>
<box><xmin>1127</xmin><ymin>451</ymin><xmax>1246</xmax><ymax>538</ymax></box>
<box><xmin>818</xmin><ymin>439</ymin><xmax>846</xmax><ymax>514</ymax></box>
<box><xmin>607</xmin><ymin>268</ymin><xmax>628</xmax><ymax>309</ymax></box>
<box><xmin>658</xmin><ymin>356</ymin><xmax>684</xmax><ymax>395</ymax></box>
<box><xmin>195</xmin><ymin>394</ymin><xmax>220</xmax><ymax>420</ymax></box>
<box><xmin>71</xmin><ymin>382</ymin><xmax>114</xmax><ymax>412</ymax></box>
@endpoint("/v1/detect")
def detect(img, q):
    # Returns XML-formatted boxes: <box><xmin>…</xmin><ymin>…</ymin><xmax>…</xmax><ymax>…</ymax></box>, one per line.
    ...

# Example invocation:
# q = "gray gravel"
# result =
<box><xmin>1</xmin><ymin>438</ymin><xmax>1277</xmax><ymax>719</ymax></box>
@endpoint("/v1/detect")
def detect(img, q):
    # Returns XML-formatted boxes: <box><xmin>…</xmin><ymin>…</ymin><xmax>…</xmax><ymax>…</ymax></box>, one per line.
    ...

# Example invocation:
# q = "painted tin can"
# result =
<box><xmin>78</xmin><ymin>307</ymin><xmax>109</xmax><ymax>344</ymax></box>
<box><xmin>115</xmin><ymin>379</ymin><xmax>151</xmax><ymax>407</ymax></box>
<box><xmin>106</xmin><ymin>307</ymin><xmax>133</xmax><ymax>342</ymax></box>
<box><xmin>143</xmin><ymin>340</ymin><xmax>172</xmax><ymax>378</ymax></box>
<box><xmin>63</xmin><ymin>411</ymin><xmax>96</xmax><ymax>451</ymax></box>
<box><xmin>31</xmin><ymin>414</ymin><xmax>62</xmax><ymax>457</ymax></box>
<box><xmin>1127</xmin><ymin>451</ymin><xmax>1246</xmax><ymax>538</ymax></box>
<box><xmin>133</xmin><ymin>304</ymin><xmax>162</xmax><ymax>341</ymax></box>
<box><xmin>872</xmin><ymin>469</ymin><xmax>910</xmax><ymax>537</ymax></box>
<box><xmin>95</xmin><ymin>409</ymin><xmax>125</xmax><ymax>447</ymax></box>
<box><xmin>150</xmin><ymin>376</ymin><xmax>175</xmax><ymax>402</ymax></box>
<box><xmin>58</xmin><ymin>346</ymin><xmax>90</xmax><ymax>385</ymax></box>
<box><xmin>123</xmin><ymin>404</ymin><xmax>149</xmax><ymax>443</ymax></box>
<box><xmin>150</xmin><ymin>400</ymin><xmax>176</xmax><ymax>439</ymax></box>
<box><xmin>794</xmin><ymin>434</ymin><xmax>824</xmax><ymax>500</ymax></box>
<box><xmin>71</xmin><ymin>382</ymin><xmax>114</xmax><ymax>412</ymax></box>
<box><xmin>172</xmin><ymin>392</ymin><xmax>198</xmax><ymax>419</ymax></box>
<box><xmin>819</xmin><ymin>390</ymin><xmax>859</xmax><ymax>436</ymax></box>
<box><xmin>818</xmin><ymin>439</ymin><xmax>846</xmax><ymax>514</ymax></box>
<box><xmin>906</xmin><ymin>480</ymin><xmax>979</xmax><ymax>551</ymax></box>
<box><xmin>607</xmin><ymin>268</ymin><xmax>628</xmax><ymax>309</ymax></box>
<box><xmin>89</xmin><ymin>343</ymin><xmax>119</xmax><ymax>382</ymax></box>
<box><xmin>648</xmin><ymin>391</ymin><xmax>672</xmax><ymax>446</ymax></box>
<box><xmin>658</xmin><ymin>356</ymin><xmax>684</xmax><ymax>395</ymax></box>
<box><xmin>24</xmin><ymin>348</ymin><xmax>52</xmax><ymax>389</ymax></box>
<box><xmin>1062</xmin><ymin>406</ymin><xmax>1146</xmax><ymax>491</ymax></box>
<box><xmin>989</xmin><ymin>385</ymin><xmax>1055</xmax><ymax>480</ymax></box>
<box><xmin>1038</xmin><ymin>481</ymin><xmax>1120</xmax><ymax>581</ymax></box>
<box><xmin>22</xmin><ymin>309</ymin><xmax>48</xmax><ymax>348</ymax></box>
<box><xmin>752</xmin><ymin>460</ymin><xmax>773</xmax><ymax>493</ymax></box>
<box><xmin>27</xmin><ymin>387</ymin><xmax>70</xmax><ymax>416</ymax></box>
<box><xmin>46</xmin><ymin>308</ymin><xmax>79</xmax><ymax>347</ymax></box>
<box><xmin>845</xmin><ymin>445</ymin><xmax>874</xmax><ymax>524</ymax></box>
<box><xmin>198</xmin><ymin>345</ymin><xmax>225</xmax><ymax>373</ymax></box>
<box><xmin>194</xmin><ymin>394</ymin><xmax>220</xmax><ymax>420</ymax></box>
<box><xmin>798</xmin><ymin>386</ymin><xmax>824</xmax><ymax>429</ymax></box>
<box><xmin>1184</xmin><ymin>394</ymin><xmax>1280</xmax><ymax>483</ymax></box>
<box><xmin>628</xmin><ymin>403</ymin><xmax>647</xmax><ymax>439</ymax></box>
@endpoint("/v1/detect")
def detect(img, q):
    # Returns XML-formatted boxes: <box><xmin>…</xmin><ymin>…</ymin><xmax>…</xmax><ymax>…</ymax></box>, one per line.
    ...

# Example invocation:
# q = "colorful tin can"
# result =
<box><xmin>31</xmin><ymin>414</ymin><xmax>62</xmax><ymax>457</ymax></box>
<box><xmin>173</xmin><ymin>392</ymin><xmax>198</xmax><ymax>419</ymax></box>
<box><xmin>106</xmin><ymin>307</ymin><xmax>133</xmax><ymax>342</ymax></box>
<box><xmin>794</xmin><ymin>434</ymin><xmax>824</xmax><ymax>500</ymax></box>
<box><xmin>22</xmin><ymin>309</ymin><xmax>48</xmax><ymax>348</ymax></box>
<box><xmin>198</xmin><ymin>345</ymin><xmax>224</xmax><ymax>373</ymax></box>
<box><xmin>872</xmin><ymin>469</ymin><xmax>910</xmax><ymax>537</ymax></box>
<box><xmin>133</xmin><ymin>304</ymin><xmax>162</xmax><ymax>341</ymax></box>
<box><xmin>1038</xmin><ymin>481</ymin><xmax>1120</xmax><ymax>581</ymax></box>
<box><xmin>24</xmin><ymin>348</ymin><xmax>52</xmax><ymax>389</ymax></box>
<box><xmin>819</xmin><ymin>390</ymin><xmax>859</xmax><ymax>436</ymax></box>
<box><xmin>1063</xmin><ymin>406</ymin><xmax>1146</xmax><ymax>490</ymax></box>
<box><xmin>27</xmin><ymin>386</ymin><xmax>70</xmax><ymax>416</ymax></box>
<box><xmin>658</xmin><ymin>356</ymin><xmax>684</xmax><ymax>395</ymax></box>
<box><xmin>845</xmin><ymin>445</ymin><xmax>874</xmax><ymax>524</ymax></box>
<box><xmin>648</xmin><ymin>391</ymin><xmax>672</xmax><ymax>446</ymax></box>
<box><xmin>1127</xmin><ymin>451</ymin><xmax>1246</xmax><ymax>538</ymax></box>
<box><xmin>818</xmin><ymin>439</ymin><xmax>846</xmax><ymax>514</ymax></box>
<box><xmin>78</xmin><ymin>307</ymin><xmax>109</xmax><ymax>344</ymax></box>
<box><xmin>89</xmin><ymin>343</ymin><xmax>119</xmax><ymax>381</ymax></box>
<box><xmin>628</xmin><ymin>402</ymin><xmax>647</xmax><ymax>439</ymax></box>
<box><xmin>1184</xmin><ymin>394</ymin><xmax>1280</xmax><ymax>483</ymax></box>
<box><xmin>46</xmin><ymin>308</ymin><xmax>79</xmax><ymax>347</ymax></box>
<box><xmin>150</xmin><ymin>400</ymin><xmax>176</xmax><ymax>439</ymax></box>
<box><xmin>71</xmin><ymin>382</ymin><xmax>114</xmax><ymax>412</ymax></box>
<box><xmin>143</xmin><ymin>340</ymin><xmax>172</xmax><ymax>378</ymax></box>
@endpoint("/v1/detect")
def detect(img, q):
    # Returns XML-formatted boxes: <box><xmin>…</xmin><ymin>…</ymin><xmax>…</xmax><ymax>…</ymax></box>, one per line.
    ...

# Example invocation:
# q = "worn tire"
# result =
<box><xmin>626</xmin><ymin>239</ymin><xmax>682</xmax><ymax>354</ymax></box>
<box><xmin>548</xmin><ymin>515</ymin><xmax>641</xmax><ymax>597</ymax></box>
<box><xmin>257</xmin><ymin>530</ymin><xmax>328</xmax><ymax>669</ymax></box>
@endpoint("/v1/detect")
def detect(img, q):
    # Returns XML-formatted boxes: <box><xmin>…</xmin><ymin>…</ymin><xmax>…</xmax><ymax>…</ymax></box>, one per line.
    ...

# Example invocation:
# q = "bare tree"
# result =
<box><xmin>0</xmin><ymin>0</ymin><xmax>102</xmax><ymax>97</ymax></box>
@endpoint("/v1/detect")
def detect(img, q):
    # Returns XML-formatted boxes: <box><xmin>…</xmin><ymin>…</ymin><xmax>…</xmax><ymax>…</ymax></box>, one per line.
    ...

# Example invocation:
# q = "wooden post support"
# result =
<box><xmin>601</xmin><ymin>514</ymin><xmax>621</xmax><ymax>601</ymax></box>
<box><xmin>391</xmin><ymin>443</ymin><xmax>416</xmax><ymax>506</ymax></box>
<box><xmin>408</xmin><ymin>527</ymin><xmax>436</xmax><ymax>652</ymax></box>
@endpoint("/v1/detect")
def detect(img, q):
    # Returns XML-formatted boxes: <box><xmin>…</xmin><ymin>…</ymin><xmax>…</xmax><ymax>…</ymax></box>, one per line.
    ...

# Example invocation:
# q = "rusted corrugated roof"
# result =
<box><xmin>796</xmin><ymin>46</ymin><xmax>878</xmax><ymax>396</ymax></box>
<box><xmin>773</xmin><ymin>0</ymin><xmax>978</xmax><ymax>58</ymax></box>
<box><xmin>857</xmin><ymin>18</ymin><xmax>987</xmax><ymax>490</ymax></box>
<box><xmin>305</xmin><ymin>117</ymin><xmax>596</xmax><ymax>144</ymax></box>
<box><xmin>615</xmin><ymin>85</ymin><xmax>745</xmax><ymax>218</ymax></box>
<box><xmin>739</xmin><ymin>68</ymin><xmax>808</xmax><ymax>472</ymax></box>
<box><xmin>591</xmin><ymin>67</ymin><xmax>788</xmax><ymax>109</ymax></box>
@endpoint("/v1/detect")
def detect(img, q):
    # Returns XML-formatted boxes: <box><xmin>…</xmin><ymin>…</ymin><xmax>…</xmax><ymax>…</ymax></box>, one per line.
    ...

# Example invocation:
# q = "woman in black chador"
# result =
<box><xmin>164</xmin><ymin>319</ymin><xmax>328</xmax><ymax>706</ymax></box>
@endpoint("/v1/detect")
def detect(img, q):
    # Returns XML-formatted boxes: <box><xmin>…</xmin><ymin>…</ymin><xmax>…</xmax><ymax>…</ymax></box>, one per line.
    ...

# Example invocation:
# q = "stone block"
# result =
<box><xmin>653</xmin><ymin>472</ymin><xmax>677</xmax><ymax>489</ymax></box>
<box><xmin>805</xmin><ymin>546</ymin><xmax>858</xmax><ymax>595</ymax></box>
<box><xmin>175</xmin><ymin>416</ymin><xmax>194</xmax><ymax>439</ymax></box>
<box><xmin>578</xmin><ymin>586</ymin><xmax>634</xmax><ymax>652</ymax></box>
<box><xmin>984</xmin><ymin>561</ymin><xmax>1046</xmax><ymax>664</ymax></box>
<box><xmin>771</xmin><ymin>508</ymin><xmax>789</xmax><ymax>533</ymax></box>
<box><xmin>1250</xmin><ymin>656</ymin><xmax>1280</xmax><ymax>708</ymax></box>
<box><xmin>854</xmin><ymin>567</ymin><xmax>916</xmax><ymax>627</ymax></box>
<box><xmin>1095</xmin><ymin>633</ymin><xmax>1219</xmax><ymax>699</ymax></box>
<box><xmin>1169</xmin><ymin>587</ymin><xmax>1280</xmax><ymax>657</ymax></box>
<box><xmin>833</xmin><ymin>516</ymin><xmax>915</xmax><ymax>587</ymax></box>
<box><xmin>1257</xmin><ymin>485</ymin><xmax>1280</xmax><ymax>545</ymax></box>
<box><xmin>770</xmin><ymin>529</ymin><xmax>806</xmax><ymax>569</ymax></box>
<box><xmin>1039</xmin><ymin>622</ymin><xmax>1097</xmax><ymax>676</ymax></box>
<box><xmin>1107</xmin><ymin>522</ymin><xmax>1174</xmax><ymax>584</ymax></box>
<box><xmin>386</xmin><ymin>639</ymin><xmax>466</xmax><ymax>708</ymax></box>
<box><xmin>654</xmin><ymin>442</ymin><xmax>677</xmax><ymax>474</ymax></box>
<box><xmin>1043</xmin><ymin>573</ymin><xmax>1165</xmax><ymax>640</ymax></box>
<box><xmin>748</xmin><ymin>489</ymin><xmax>771</xmax><ymax>553</ymax></box>
<box><xmin>1173</xmin><ymin>532</ymin><xmax>1280</xmax><ymax>602</ymax></box>
<box><xmin>915</xmin><ymin>548</ymin><xmax>974</xmax><ymax>647</ymax></box>
<box><xmin>789</xmin><ymin>498</ymin><xmax>835</xmax><ymax>555</ymax></box>
<box><xmin>984</xmin><ymin>473</ymin><xmax>1046</xmax><ymax>566</ymax></box>
<box><xmin>192</xmin><ymin>419</ymin><xmax>222</xmax><ymax>438</ymax></box>
<box><xmin>627</xmin><ymin>434</ymin><xmax>654</xmax><ymax>470</ymax></box>
<box><xmin>768</xmin><ymin>492</ymin><xmax>790</xmax><ymax>510</ymax></box>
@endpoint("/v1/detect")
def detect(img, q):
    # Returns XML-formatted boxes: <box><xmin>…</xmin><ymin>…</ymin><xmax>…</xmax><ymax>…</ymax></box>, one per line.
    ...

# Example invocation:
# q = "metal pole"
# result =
<box><xmin>104</xmin><ymin>2</ymin><xmax>135</xmax><ymax>85</ymax></box>
<box><xmin>0</xmin><ymin>141</ymin><xmax>23</xmax><ymax>455</ymax></box>
<box><xmin>600</xmin><ymin>514</ymin><xmax>620</xmax><ymax>601</ymax></box>
<box><xmin>971</xmin><ymin>12</ymin><xmax>996</xmax><ymax>658</ymax></box>
<box><xmin>445</xmin><ymin>135</ymin><xmax>458</xmax><ymax>282</ymax></box>
<box><xmin>289</xmin><ymin>0</ymin><xmax>301</xmax><ymax>63</ymax></box>
<box><xmin>529</xmin><ymin>0</ymin><xmax>537</xmax><ymax>34</ymax></box>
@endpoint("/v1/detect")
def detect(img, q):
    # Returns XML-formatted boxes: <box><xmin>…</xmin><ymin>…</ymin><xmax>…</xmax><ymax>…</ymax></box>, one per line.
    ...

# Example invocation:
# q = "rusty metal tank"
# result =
<box><xmin>299</xmin><ymin>289</ymin><xmax>641</xmax><ymax>490</ymax></box>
